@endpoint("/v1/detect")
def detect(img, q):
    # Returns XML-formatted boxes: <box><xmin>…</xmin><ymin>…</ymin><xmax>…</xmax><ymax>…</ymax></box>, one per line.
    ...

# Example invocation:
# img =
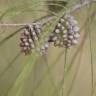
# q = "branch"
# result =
<box><xmin>0</xmin><ymin>0</ymin><xmax>95</xmax><ymax>27</ymax></box>
<box><xmin>67</xmin><ymin>0</ymin><xmax>96</xmax><ymax>13</ymax></box>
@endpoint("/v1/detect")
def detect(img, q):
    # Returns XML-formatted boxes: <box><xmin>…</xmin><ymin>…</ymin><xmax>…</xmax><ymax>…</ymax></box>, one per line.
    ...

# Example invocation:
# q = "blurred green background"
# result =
<box><xmin>0</xmin><ymin>0</ymin><xmax>96</xmax><ymax>96</ymax></box>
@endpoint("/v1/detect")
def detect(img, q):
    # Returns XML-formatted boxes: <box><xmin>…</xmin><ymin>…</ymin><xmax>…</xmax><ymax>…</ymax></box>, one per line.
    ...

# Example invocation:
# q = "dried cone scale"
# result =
<box><xmin>48</xmin><ymin>13</ymin><xmax>80</xmax><ymax>48</ymax></box>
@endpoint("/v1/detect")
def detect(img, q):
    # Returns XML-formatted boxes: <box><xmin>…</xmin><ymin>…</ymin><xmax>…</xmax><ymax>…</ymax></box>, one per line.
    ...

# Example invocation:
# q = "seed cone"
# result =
<box><xmin>20</xmin><ymin>24</ymin><xmax>42</xmax><ymax>55</ymax></box>
<box><xmin>48</xmin><ymin>13</ymin><xmax>80</xmax><ymax>48</ymax></box>
<box><xmin>20</xmin><ymin>24</ymin><xmax>50</xmax><ymax>55</ymax></box>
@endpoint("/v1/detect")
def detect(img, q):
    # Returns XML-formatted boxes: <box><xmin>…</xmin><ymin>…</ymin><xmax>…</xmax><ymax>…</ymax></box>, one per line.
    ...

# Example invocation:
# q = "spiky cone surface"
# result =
<box><xmin>48</xmin><ymin>14</ymin><xmax>80</xmax><ymax>48</ymax></box>
<box><xmin>20</xmin><ymin>24</ymin><xmax>44</xmax><ymax>55</ymax></box>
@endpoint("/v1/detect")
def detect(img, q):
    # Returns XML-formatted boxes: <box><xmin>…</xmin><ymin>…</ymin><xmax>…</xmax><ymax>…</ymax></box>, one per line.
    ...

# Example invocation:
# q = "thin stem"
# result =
<box><xmin>88</xmin><ymin>19</ymin><xmax>94</xmax><ymax>96</ymax></box>
<box><xmin>0</xmin><ymin>52</ymin><xmax>21</xmax><ymax>78</ymax></box>
<box><xmin>0</xmin><ymin>0</ymin><xmax>95</xmax><ymax>27</ymax></box>
<box><xmin>0</xmin><ymin>15</ymin><xmax>54</xmax><ymax>27</ymax></box>
<box><xmin>0</xmin><ymin>27</ymin><xmax>24</xmax><ymax>45</ymax></box>
<box><xmin>89</xmin><ymin>26</ymin><xmax>94</xmax><ymax>96</ymax></box>
<box><xmin>67</xmin><ymin>0</ymin><xmax>96</xmax><ymax>14</ymax></box>
<box><xmin>66</xmin><ymin>44</ymin><xmax>84</xmax><ymax>96</ymax></box>
<box><xmin>61</xmin><ymin>48</ymin><xmax>67</xmax><ymax>96</ymax></box>
<box><xmin>85</xmin><ymin>1</ymin><xmax>94</xmax><ymax>96</ymax></box>
<box><xmin>51</xmin><ymin>49</ymin><xmax>67</xmax><ymax>96</ymax></box>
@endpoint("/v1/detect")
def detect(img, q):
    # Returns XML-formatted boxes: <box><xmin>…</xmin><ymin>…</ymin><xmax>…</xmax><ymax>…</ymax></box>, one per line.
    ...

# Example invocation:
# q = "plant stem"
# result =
<box><xmin>61</xmin><ymin>48</ymin><xmax>67</xmax><ymax>96</ymax></box>
<box><xmin>0</xmin><ymin>0</ymin><xmax>95</xmax><ymax>27</ymax></box>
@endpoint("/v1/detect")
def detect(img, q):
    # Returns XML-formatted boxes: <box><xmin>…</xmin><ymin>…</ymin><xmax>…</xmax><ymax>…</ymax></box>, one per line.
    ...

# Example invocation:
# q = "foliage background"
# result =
<box><xmin>0</xmin><ymin>0</ymin><xmax>96</xmax><ymax>96</ymax></box>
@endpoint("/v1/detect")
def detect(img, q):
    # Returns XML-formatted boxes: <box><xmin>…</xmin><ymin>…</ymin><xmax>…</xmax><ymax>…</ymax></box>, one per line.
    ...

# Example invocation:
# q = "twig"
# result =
<box><xmin>61</xmin><ymin>48</ymin><xmax>67</xmax><ymax>96</ymax></box>
<box><xmin>0</xmin><ymin>0</ymin><xmax>95</xmax><ymax>27</ymax></box>
<box><xmin>67</xmin><ymin>0</ymin><xmax>96</xmax><ymax>13</ymax></box>
<box><xmin>0</xmin><ymin>15</ymin><xmax>54</xmax><ymax>27</ymax></box>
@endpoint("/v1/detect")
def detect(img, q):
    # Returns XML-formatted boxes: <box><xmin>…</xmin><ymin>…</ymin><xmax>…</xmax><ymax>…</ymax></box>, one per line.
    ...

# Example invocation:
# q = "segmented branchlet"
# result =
<box><xmin>20</xmin><ymin>24</ymin><xmax>42</xmax><ymax>54</ymax></box>
<box><xmin>48</xmin><ymin>14</ymin><xmax>80</xmax><ymax>48</ymax></box>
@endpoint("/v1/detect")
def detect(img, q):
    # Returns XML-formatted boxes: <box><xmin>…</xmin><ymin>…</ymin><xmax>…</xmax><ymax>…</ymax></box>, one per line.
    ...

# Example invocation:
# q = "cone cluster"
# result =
<box><xmin>20</xmin><ymin>14</ymin><xmax>80</xmax><ymax>55</ymax></box>
<box><xmin>48</xmin><ymin>14</ymin><xmax>80</xmax><ymax>48</ymax></box>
